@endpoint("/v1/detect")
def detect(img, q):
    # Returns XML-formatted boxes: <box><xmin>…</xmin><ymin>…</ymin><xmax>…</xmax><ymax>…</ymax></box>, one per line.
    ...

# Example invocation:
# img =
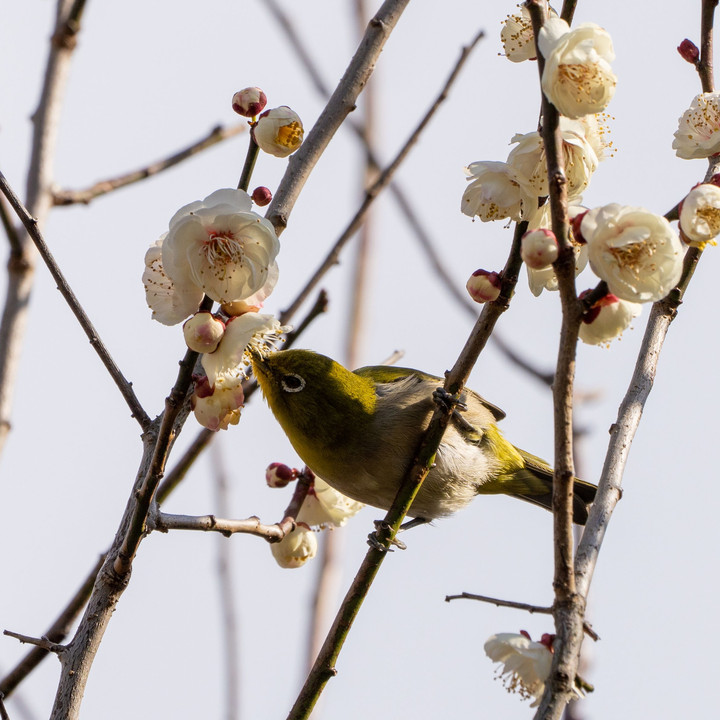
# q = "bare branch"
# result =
<box><xmin>3</xmin><ymin>632</ymin><xmax>65</xmax><ymax>656</ymax></box>
<box><xmin>279</xmin><ymin>29</ymin><xmax>485</xmax><ymax>324</ymax></box>
<box><xmin>699</xmin><ymin>0</ymin><xmax>718</xmax><ymax>92</ymax></box>
<box><xmin>0</xmin><ymin>171</ymin><xmax>151</xmax><ymax>430</ymax></box>
<box><xmin>52</xmin><ymin>124</ymin><xmax>246</xmax><ymax>206</ymax></box>
<box><xmin>266</xmin><ymin>0</ymin><xmax>412</xmax><ymax>235</ymax></box>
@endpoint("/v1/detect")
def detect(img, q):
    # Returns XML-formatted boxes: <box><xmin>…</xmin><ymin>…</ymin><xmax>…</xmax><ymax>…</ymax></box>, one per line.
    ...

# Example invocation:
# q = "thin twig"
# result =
<box><xmin>3</xmin><ymin>633</ymin><xmax>64</xmax><ymax>655</ymax></box>
<box><xmin>444</xmin><ymin>593</ymin><xmax>599</xmax><ymax>641</ymax></box>
<box><xmin>0</xmin><ymin>171</ymin><xmax>151</xmax><ymax>430</ymax></box>
<box><xmin>0</xmin><ymin>0</ymin><xmax>85</xmax><ymax>456</ymax></box>
<box><xmin>265</xmin><ymin>0</ymin><xmax>412</xmax><ymax>236</ymax></box>
<box><xmin>0</xmin><ymin>555</ymin><xmax>104</xmax><ymax>697</ymax></box>
<box><xmin>0</xmin><ymin>197</ymin><xmax>22</xmax><ymax>257</ymax></box>
<box><xmin>52</xmin><ymin>124</ymin><xmax>246</xmax><ymax>206</ymax></box>
<box><xmin>0</xmin><ymin>693</ymin><xmax>9</xmax><ymax>720</ymax></box>
<box><xmin>279</xmin><ymin>29</ymin><xmax>485</xmax><ymax>325</ymax></box>
<box><xmin>699</xmin><ymin>0</ymin><xmax>718</xmax><ymax>92</ymax></box>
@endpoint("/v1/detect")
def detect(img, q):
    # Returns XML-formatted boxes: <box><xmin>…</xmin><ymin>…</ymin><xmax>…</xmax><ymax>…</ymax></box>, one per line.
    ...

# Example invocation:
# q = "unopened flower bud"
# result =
<box><xmin>193</xmin><ymin>374</ymin><xmax>214</xmax><ymax>398</ymax></box>
<box><xmin>571</xmin><ymin>210</ymin><xmax>588</xmax><ymax>244</ymax></box>
<box><xmin>232</xmin><ymin>87</ymin><xmax>267</xmax><ymax>117</ymax></box>
<box><xmin>251</xmin><ymin>186</ymin><xmax>272</xmax><ymax>206</ymax></box>
<box><xmin>466</xmin><ymin>269</ymin><xmax>501</xmax><ymax>304</ymax></box>
<box><xmin>183</xmin><ymin>312</ymin><xmax>226</xmax><ymax>353</ymax></box>
<box><xmin>271</xmin><ymin>524</ymin><xmax>317</xmax><ymax>569</ymax></box>
<box><xmin>253</xmin><ymin>106</ymin><xmax>304</xmax><ymax>158</ymax></box>
<box><xmin>521</xmin><ymin>229</ymin><xmax>559</xmax><ymax>269</ymax></box>
<box><xmin>266</xmin><ymin>462</ymin><xmax>297</xmax><ymax>488</ymax></box>
<box><xmin>677</xmin><ymin>39</ymin><xmax>700</xmax><ymax>64</ymax></box>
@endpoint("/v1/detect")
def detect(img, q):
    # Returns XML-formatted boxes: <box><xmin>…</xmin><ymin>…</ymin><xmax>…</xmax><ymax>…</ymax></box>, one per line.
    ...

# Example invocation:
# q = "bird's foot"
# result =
<box><xmin>367</xmin><ymin>520</ymin><xmax>407</xmax><ymax>552</ymax></box>
<box><xmin>433</xmin><ymin>387</ymin><xmax>474</xmax><ymax>432</ymax></box>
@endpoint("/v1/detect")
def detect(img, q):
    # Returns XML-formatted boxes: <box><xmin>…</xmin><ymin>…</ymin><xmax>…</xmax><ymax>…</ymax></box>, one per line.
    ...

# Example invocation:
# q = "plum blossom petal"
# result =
<box><xmin>539</xmin><ymin>19</ymin><xmax>616</xmax><ymax>118</ymax></box>
<box><xmin>679</xmin><ymin>183</ymin><xmax>720</xmax><ymax>246</ymax></box>
<box><xmin>271</xmin><ymin>524</ymin><xmax>317</xmax><ymax>568</ymax></box>
<box><xmin>581</xmin><ymin>204</ymin><xmax>684</xmax><ymax>302</ymax></box>
<box><xmin>501</xmin><ymin>6</ymin><xmax>558</xmax><ymax>63</ymax></box>
<box><xmin>579</xmin><ymin>293</ymin><xmax>642</xmax><ymax>346</ymax></box>
<box><xmin>673</xmin><ymin>93</ymin><xmax>720</xmax><ymax>159</ymax></box>
<box><xmin>297</xmin><ymin>477</ymin><xmax>365</xmax><ymax>529</ymax></box>
<box><xmin>143</xmin><ymin>237</ymin><xmax>204</xmax><ymax>325</ymax></box>
<box><xmin>461</xmin><ymin>161</ymin><xmax>534</xmax><ymax>222</ymax></box>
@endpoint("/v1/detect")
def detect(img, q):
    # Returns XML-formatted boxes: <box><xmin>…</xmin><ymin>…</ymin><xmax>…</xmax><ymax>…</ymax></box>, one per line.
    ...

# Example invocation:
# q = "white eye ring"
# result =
<box><xmin>281</xmin><ymin>373</ymin><xmax>306</xmax><ymax>393</ymax></box>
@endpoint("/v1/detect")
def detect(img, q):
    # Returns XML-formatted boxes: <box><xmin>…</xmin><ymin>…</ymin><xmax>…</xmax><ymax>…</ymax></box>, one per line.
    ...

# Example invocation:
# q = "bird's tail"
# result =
<box><xmin>501</xmin><ymin>448</ymin><xmax>597</xmax><ymax>525</ymax></box>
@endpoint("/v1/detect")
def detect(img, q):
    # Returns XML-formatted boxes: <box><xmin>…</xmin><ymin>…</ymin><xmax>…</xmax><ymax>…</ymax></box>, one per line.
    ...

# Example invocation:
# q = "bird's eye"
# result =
<box><xmin>281</xmin><ymin>373</ymin><xmax>305</xmax><ymax>393</ymax></box>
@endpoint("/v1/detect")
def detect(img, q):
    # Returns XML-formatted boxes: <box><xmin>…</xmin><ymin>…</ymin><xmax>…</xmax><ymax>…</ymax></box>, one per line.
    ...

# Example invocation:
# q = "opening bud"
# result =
<box><xmin>521</xmin><ymin>228</ymin><xmax>559</xmax><ymax>269</ymax></box>
<box><xmin>265</xmin><ymin>462</ymin><xmax>298</xmax><ymax>488</ymax></box>
<box><xmin>183</xmin><ymin>312</ymin><xmax>226</xmax><ymax>353</ymax></box>
<box><xmin>253</xmin><ymin>106</ymin><xmax>304</xmax><ymax>158</ymax></box>
<box><xmin>232</xmin><ymin>87</ymin><xmax>267</xmax><ymax>117</ymax></box>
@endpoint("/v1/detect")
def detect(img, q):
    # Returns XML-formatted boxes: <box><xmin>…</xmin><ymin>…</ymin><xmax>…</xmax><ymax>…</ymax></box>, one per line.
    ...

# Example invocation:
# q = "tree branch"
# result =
<box><xmin>52</xmin><ymin>124</ymin><xmax>246</xmax><ymax>206</ymax></box>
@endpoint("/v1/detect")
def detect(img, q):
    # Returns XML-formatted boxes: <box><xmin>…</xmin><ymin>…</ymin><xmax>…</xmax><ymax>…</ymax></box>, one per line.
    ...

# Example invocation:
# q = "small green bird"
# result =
<box><xmin>252</xmin><ymin>349</ymin><xmax>597</xmax><ymax>524</ymax></box>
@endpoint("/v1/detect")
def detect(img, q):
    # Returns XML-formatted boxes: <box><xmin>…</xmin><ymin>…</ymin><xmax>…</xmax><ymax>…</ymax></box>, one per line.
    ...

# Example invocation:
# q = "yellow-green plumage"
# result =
<box><xmin>252</xmin><ymin>349</ymin><xmax>596</xmax><ymax>524</ymax></box>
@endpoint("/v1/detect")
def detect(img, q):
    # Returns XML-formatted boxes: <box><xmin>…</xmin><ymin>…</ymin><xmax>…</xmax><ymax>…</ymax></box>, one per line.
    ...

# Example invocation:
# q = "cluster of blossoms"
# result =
<box><xmin>143</xmin><ymin>88</ymin><xmax>305</xmax><ymax>430</ymax></box>
<box><xmin>484</xmin><ymin>631</ymin><xmax>586</xmax><ymax>706</ymax></box>
<box><xmin>265</xmin><ymin>464</ymin><xmax>364</xmax><ymax>568</ymax></box>
<box><xmin>460</xmin><ymin>9</ymin><xmax>720</xmax><ymax>346</ymax></box>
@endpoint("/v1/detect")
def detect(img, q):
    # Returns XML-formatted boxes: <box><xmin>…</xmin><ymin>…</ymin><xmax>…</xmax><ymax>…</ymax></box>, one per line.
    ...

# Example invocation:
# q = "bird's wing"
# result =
<box><xmin>353</xmin><ymin>365</ymin><xmax>506</xmax><ymax>421</ymax></box>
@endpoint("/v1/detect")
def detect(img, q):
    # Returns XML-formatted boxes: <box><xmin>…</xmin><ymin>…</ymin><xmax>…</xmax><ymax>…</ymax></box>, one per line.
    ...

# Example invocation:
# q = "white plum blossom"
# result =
<box><xmin>297</xmin><ymin>477</ymin><xmax>365</xmax><ymax>529</ymax></box>
<box><xmin>539</xmin><ymin>18</ymin><xmax>616</xmax><ymax>119</ymax></box>
<box><xmin>156</xmin><ymin>189</ymin><xmax>280</xmax><ymax>314</ymax></box>
<box><xmin>500</xmin><ymin>5</ymin><xmax>558</xmax><ymax>63</ymax></box>
<box><xmin>579</xmin><ymin>293</ymin><xmax>642</xmax><ymax>346</ymax></box>
<box><xmin>507</xmin><ymin>117</ymin><xmax>599</xmax><ymax>199</ymax></box>
<box><xmin>192</xmin><ymin>376</ymin><xmax>244</xmax><ymax>431</ymax></box>
<box><xmin>485</xmin><ymin>632</ymin><xmax>585</xmax><ymax>706</ymax></box>
<box><xmin>142</xmin><ymin>239</ymin><xmax>204</xmax><ymax>326</ymax></box>
<box><xmin>581</xmin><ymin>204</ymin><xmax>685</xmax><ymax>303</ymax></box>
<box><xmin>461</xmin><ymin>161</ymin><xmax>534</xmax><ymax>222</ymax></box>
<box><xmin>673</xmin><ymin>93</ymin><xmax>720</xmax><ymax>159</ymax></box>
<box><xmin>679</xmin><ymin>182</ymin><xmax>720</xmax><ymax>246</ymax></box>
<box><xmin>254</xmin><ymin>106</ymin><xmax>304</xmax><ymax>158</ymax></box>
<box><xmin>271</xmin><ymin>524</ymin><xmax>317</xmax><ymax>569</ymax></box>
<box><xmin>202</xmin><ymin>312</ymin><xmax>287</xmax><ymax>388</ymax></box>
<box><xmin>521</xmin><ymin>229</ymin><xmax>558</xmax><ymax>269</ymax></box>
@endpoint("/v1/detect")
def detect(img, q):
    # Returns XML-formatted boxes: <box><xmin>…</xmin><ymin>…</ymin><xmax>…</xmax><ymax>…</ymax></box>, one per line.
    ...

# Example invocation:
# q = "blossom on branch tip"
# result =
<box><xmin>297</xmin><ymin>477</ymin><xmax>364</xmax><ymax>529</ymax></box>
<box><xmin>271</xmin><ymin>524</ymin><xmax>317</xmax><ymax>569</ymax></box>
<box><xmin>253</xmin><ymin>106</ymin><xmax>304</xmax><ymax>157</ymax></box>
<box><xmin>232</xmin><ymin>87</ymin><xmax>267</xmax><ymax>117</ymax></box>
<box><xmin>679</xmin><ymin>183</ymin><xmax>720</xmax><ymax>247</ymax></box>
<box><xmin>673</xmin><ymin>93</ymin><xmax>720</xmax><ymax>159</ymax></box>
<box><xmin>466</xmin><ymin>269</ymin><xmax>501</xmax><ymax>304</ymax></box>
<box><xmin>581</xmin><ymin>204</ymin><xmax>684</xmax><ymax>303</ymax></box>
<box><xmin>579</xmin><ymin>291</ymin><xmax>642</xmax><ymax>346</ymax></box>
<box><xmin>539</xmin><ymin>18</ymin><xmax>616</xmax><ymax>119</ymax></box>
<box><xmin>461</xmin><ymin>161</ymin><xmax>533</xmax><ymax>222</ymax></box>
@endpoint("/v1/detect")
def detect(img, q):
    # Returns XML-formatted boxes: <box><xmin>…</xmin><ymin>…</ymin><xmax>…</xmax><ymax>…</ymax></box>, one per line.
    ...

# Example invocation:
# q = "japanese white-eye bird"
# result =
<box><xmin>251</xmin><ymin>349</ymin><xmax>597</xmax><ymax>524</ymax></box>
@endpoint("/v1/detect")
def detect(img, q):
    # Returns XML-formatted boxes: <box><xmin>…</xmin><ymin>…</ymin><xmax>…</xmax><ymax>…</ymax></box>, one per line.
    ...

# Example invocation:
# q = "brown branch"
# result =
<box><xmin>0</xmin><ymin>0</ymin><xmax>86</xmax><ymax>457</ymax></box>
<box><xmin>699</xmin><ymin>0</ymin><xmax>718</xmax><ymax>92</ymax></box>
<box><xmin>265</xmin><ymin>0</ymin><xmax>412</xmax><ymax>236</ymax></box>
<box><xmin>0</xmin><ymin>171</ymin><xmax>151</xmax><ymax>430</ymax></box>
<box><xmin>444</xmin><ymin>593</ymin><xmax>599</xmax><ymax>641</ymax></box>
<box><xmin>52</xmin><ymin>124</ymin><xmax>246</xmax><ymax>206</ymax></box>
<box><xmin>3</xmin><ymin>632</ymin><xmax>65</xmax><ymax>656</ymax></box>
<box><xmin>279</xmin><ymin>29</ymin><xmax>485</xmax><ymax>325</ymax></box>
<box><xmin>0</xmin><ymin>555</ymin><xmax>104</xmax><ymax>697</ymax></box>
